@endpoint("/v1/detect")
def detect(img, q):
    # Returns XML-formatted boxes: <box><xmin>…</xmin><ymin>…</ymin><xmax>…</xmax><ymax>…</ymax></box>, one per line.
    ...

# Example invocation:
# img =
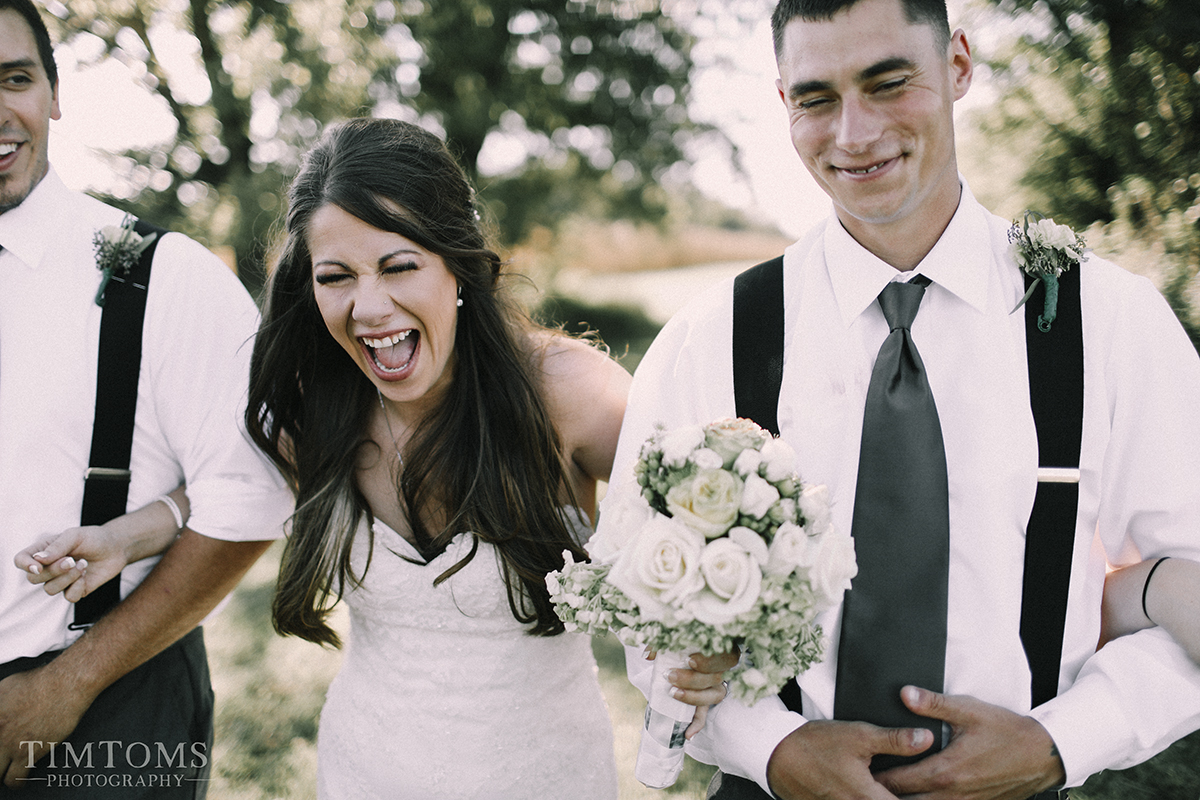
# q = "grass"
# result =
<box><xmin>204</xmin><ymin>542</ymin><xmax>1200</xmax><ymax>799</ymax></box>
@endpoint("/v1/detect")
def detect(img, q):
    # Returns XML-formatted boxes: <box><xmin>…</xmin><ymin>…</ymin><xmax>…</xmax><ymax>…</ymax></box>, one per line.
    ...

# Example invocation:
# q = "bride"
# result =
<box><xmin>244</xmin><ymin>117</ymin><xmax>630</xmax><ymax>799</ymax></box>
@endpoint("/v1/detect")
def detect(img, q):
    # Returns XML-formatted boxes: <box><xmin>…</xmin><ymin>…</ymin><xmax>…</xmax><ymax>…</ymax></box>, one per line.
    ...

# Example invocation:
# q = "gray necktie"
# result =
<box><xmin>834</xmin><ymin>275</ymin><xmax>950</xmax><ymax>770</ymax></box>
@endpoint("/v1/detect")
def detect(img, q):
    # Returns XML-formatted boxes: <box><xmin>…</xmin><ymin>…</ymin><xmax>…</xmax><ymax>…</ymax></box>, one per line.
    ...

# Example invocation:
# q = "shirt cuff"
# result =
<box><xmin>692</xmin><ymin>692</ymin><xmax>807</xmax><ymax>794</ymax></box>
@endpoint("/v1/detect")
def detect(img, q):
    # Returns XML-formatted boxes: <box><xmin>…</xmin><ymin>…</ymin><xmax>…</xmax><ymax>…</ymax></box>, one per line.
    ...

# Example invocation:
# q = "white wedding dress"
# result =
<box><xmin>316</xmin><ymin>514</ymin><xmax>618</xmax><ymax>799</ymax></box>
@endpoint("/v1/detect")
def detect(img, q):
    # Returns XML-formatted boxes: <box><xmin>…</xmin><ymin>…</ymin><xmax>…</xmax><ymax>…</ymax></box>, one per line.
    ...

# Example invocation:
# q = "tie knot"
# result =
<box><xmin>878</xmin><ymin>277</ymin><xmax>928</xmax><ymax>331</ymax></box>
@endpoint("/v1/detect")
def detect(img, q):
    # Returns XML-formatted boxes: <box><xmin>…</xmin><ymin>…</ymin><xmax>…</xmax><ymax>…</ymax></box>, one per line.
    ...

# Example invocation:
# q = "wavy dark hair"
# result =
<box><xmin>247</xmin><ymin>118</ymin><xmax>585</xmax><ymax>646</ymax></box>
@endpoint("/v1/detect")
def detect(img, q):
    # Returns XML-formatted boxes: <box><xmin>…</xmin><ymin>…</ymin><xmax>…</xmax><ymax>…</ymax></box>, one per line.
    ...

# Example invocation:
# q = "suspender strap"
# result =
<box><xmin>733</xmin><ymin>256</ymin><xmax>785</xmax><ymax>438</ymax></box>
<box><xmin>733</xmin><ymin>256</ymin><xmax>805</xmax><ymax>713</ymax></box>
<box><xmin>72</xmin><ymin>220</ymin><xmax>166</xmax><ymax>629</ymax></box>
<box><xmin>1019</xmin><ymin>267</ymin><xmax>1085</xmax><ymax>707</ymax></box>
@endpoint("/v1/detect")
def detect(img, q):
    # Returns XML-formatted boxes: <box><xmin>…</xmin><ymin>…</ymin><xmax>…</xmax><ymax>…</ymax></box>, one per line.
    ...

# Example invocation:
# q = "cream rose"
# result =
<box><xmin>606</xmin><ymin>515</ymin><xmax>706</xmax><ymax>621</ymax></box>
<box><xmin>765</xmin><ymin>521</ymin><xmax>811</xmax><ymax>576</ymax></box>
<box><xmin>659</xmin><ymin>424</ymin><xmax>705</xmax><ymax>467</ymax></box>
<box><xmin>690</xmin><ymin>447</ymin><xmax>724</xmax><ymax>471</ymax></box>
<box><xmin>759</xmin><ymin>438</ymin><xmax>797</xmax><ymax>482</ymax></box>
<box><xmin>739</xmin><ymin>473</ymin><xmax>780</xmax><ymax>520</ymax></box>
<box><xmin>704</xmin><ymin>418</ymin><xmax>767</xmax><ymax>468</ymax></box>
<box><xmin>732</xmin><ymin>448</ymin><xmax>763</xmax><ymax>477</ymax></box>
<box><xmin>797</xmin><ymin>530</ymin><xmax>857</xmax><ymax>609</ymax></box>
<box><xmin>666</xmin><ymin>468</ymin><xmax>743</xmax><ymax>538</ymax></box>
<box><xmin>797</xmin><ymin>484</ymin><xmax>833</xmax><ymax>537</ymax></box>
<box><xmin>589</xmin><ymin>493</ymin><xmax>653</xmax><ymax>563</ymax></box>
<box><xmin>691</xmin><ymin>537</ymin><xmax>764</xmax><ymax>626</ymax></box>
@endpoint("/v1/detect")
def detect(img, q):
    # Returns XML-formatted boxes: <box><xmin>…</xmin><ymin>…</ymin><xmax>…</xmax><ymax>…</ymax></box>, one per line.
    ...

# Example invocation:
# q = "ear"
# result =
<box><xmin>948</xmin><ymin>29</ymin><xmax>973</xmax><ymax>101</ymax></box>
<box><xmin>50</xmin><ymin>81</ymin><xmax>61</xmax><ymax>121</ymax></box>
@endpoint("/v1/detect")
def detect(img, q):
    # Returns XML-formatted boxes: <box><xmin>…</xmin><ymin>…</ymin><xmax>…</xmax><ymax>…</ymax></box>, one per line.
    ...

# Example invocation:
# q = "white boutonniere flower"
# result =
<box><xmin>1008</xmin><ymin>211</ymin><xmax>1086</xmax><ymax>332</ymax></box>
<box><xmin>93</xmin><ymin>214</ymin><xmax>158</xmax><ymax>306</ymax></box>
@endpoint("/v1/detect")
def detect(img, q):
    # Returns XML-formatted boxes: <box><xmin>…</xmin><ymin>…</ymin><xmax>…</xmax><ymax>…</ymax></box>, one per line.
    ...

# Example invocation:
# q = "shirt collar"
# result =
<box><xmin>826</xmin><ymin>178</ymin><xmax>993</xmax><ymax>325</ymax></box>
<box><xmin>0</xmin><ymin>167</ymin><xmax>71</xmax><ymax>271</ymax></box>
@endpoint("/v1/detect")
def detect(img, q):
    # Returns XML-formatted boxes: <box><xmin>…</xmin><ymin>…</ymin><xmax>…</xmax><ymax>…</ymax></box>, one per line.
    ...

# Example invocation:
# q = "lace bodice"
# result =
<box><xmin>316</xmin><ymin>516</ymin><xmax>618</xmax><ymax>799</ymax></box>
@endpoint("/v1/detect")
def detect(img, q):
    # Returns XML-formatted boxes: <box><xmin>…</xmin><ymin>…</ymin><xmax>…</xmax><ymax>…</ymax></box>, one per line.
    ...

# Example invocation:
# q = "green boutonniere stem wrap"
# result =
<box><xmin>1038</xmin><ymin>273</ymin><xmax>1060</xmax><ymax>333</ymax></box>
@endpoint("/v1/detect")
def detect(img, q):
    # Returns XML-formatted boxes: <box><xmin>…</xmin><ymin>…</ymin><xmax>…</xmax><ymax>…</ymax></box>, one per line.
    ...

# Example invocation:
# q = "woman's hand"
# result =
<box><xmin>13</xmin><ymin>487</ymin><xmax>189</xmax><ymax>602</ymax></box>
<box><xmin>16</xmin><ymin>526</ymin><xmax>115</xmax><ymax>603</ymax></box>
<box><xmin>657</xmin><ymin>648</ymin><xmax>740</xmax><ymax>738</ymax></box>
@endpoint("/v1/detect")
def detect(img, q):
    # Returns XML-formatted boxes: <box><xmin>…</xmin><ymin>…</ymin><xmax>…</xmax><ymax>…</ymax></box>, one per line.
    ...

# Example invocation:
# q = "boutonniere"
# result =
<box><xmin>1008</xmin><ymin>211</ymin><xmax>1086</xmax><ymax>332</ymax></box>
<box><xmin>94</xmin><ymin>215</ymin><xmax>157</xmax><ymax>307</ymax></box>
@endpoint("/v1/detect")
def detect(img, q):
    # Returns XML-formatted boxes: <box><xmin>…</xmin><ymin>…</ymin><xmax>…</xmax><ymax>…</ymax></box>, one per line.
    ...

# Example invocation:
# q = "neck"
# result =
<box><xmin>838</xmin><ymin>178</ymin><xmax>963</xmax><ymax>272</ymax></box>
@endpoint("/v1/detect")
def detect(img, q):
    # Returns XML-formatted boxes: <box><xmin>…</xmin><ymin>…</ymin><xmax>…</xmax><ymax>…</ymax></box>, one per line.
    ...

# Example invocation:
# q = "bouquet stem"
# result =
<box><xmin>634</xmin><ymin>651</ymin><xmax>694</xmax><ymax>789</ymax></box>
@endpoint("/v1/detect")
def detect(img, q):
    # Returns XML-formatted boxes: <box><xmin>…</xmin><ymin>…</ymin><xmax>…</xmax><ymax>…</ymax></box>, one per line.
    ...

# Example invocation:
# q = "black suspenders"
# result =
<box><xmin>72</xmin><ymin>220</ymin><xmax>166</xmax><ymax>629</ymax></box>
<box><xmin>731</xmin><ymin>255</ymin><xmax>1084</xmax><ymax>710</ymax></box>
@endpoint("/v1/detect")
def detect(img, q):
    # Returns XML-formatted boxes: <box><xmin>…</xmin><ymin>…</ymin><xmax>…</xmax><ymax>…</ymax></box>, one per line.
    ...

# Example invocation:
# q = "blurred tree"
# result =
<box><xmin>977</xmin><ymin>0</ymin><xmax>1200</xmax><ymax>342</ymax></box>
<box><xmin>39</xmin><ymin>0</ymin><xmax>706</xmax><ymax>292</ymax></box>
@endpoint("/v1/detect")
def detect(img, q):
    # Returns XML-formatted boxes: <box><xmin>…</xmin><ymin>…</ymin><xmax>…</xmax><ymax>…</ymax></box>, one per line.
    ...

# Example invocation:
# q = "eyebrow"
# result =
<box><xmin>0</xmin><ymin>58</ymin><xmax>38</xmax><ymax>72</ymax></box>
<box><xmin>785</xmin><ymin>56</ymin><xmax>917</xmax><ymax>100</ymax></box>
<box><xmin>312</xmin><ymin>248</ymin><xmax>422</xmax><ymax>270</ymax></box>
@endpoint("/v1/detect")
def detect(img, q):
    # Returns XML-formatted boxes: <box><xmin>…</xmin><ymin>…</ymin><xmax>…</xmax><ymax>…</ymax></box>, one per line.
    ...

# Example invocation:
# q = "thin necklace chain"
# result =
<box><xmin>377</xmin><ymin>389</ymin><xmax>404</xmax><ymax>468</ymax></box>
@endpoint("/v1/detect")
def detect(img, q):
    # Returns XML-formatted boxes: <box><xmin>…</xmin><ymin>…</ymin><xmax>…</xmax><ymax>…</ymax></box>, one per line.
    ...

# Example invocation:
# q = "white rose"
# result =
<box><xmin>690</xmin><ymin>447</ymin><xmax>724</xmax><ymax>471</ymax></box>
<box><xmin>1008</xmin><ymin>241</ymin><xmax>1027</xmax><ymax>267</ymax></box>
<box><xmin>732</xmin><ymin>448</ymin><xmax>763</xmax><ymax>477</ymax></box>
<box><xmin>797</xmin><ymin>484</ymin><xmax>833</xmax><ymax>537</ymax></box>
<box><xmin>690</xmin><ymin>537</ymin><xmax>764</xmax><ymax>626</ymax></box>
<box><xmin>759</xmin><ymin>438</ymin><xmax>797</xmax><ymax>482</ymax></box>
<box><xmin>798</xmin><ymin>530</ymin><xmax>858</xmax><ymax>610</ymax></box>
<box><xmin>589</xmin><ymin>492</ymin><xmax>653</xmax><ymax>563</ymax></box>
<box><xmin>606</xmin><ymin>515</ymin><xmax>706</xmax><ymax>621</ymax></box>
<box><xmin>727</xmin><ymin>525</ymin><xmax>769</xmax><ymax>566</ymax></box>
<box><xmin>704</xmin><ymin>418</ymin><xmax>767</xmax><ymax>468</ymax></box>
<box><xmin>739</xmin><ymin>473</ymin><xmax>780</xmax><ymax>520</ymax></box>
<box><xmin>666</xmin><ymin>468</ymin><xmax>743</xmax><ymax>538</ymax></box>
<box><xmin>765</xmin><ymin>521</ymin><xmax>811</xmax><ymax>576</ymax></box>
<box><xmin>659</xmin><ymin>424</ymin><xmax>706</xmax><ymax>467</ymax></box>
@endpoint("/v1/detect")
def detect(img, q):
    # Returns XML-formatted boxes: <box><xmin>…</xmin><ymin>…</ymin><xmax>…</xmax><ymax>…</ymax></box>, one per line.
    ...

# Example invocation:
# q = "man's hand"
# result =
<box><xmin>766</xmin><ymin>719</ymin><xmax>934</xmax><ymax>800</ymax></box>
<box><xmin>0</xmin><ymin>661</ymin><xmax>98</xmax><ymax>788</ymax></box>
<box><xmin>876</xmin><ymin>686</ymin><xmax>1066</xmax><ymax>800</ymax></box>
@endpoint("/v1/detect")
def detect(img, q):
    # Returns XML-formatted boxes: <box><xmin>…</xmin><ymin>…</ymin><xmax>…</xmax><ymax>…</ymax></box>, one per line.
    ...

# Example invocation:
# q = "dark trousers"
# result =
<box><xmin>0</xmin><ymin>627</ymin><xmax>213</xmax><ymax>799</ymax></box>
<box><xmin>706</xmin><ymin>770</ymin><xmax>1070</xmax><ymax>800</ymax></box>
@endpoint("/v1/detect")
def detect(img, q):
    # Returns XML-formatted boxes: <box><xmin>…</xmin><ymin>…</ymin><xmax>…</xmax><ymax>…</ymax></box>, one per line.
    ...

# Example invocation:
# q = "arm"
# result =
<box><xmin>1103</xmin><ymin>558</ymin><xmax>1200</xmax><ymax>665</ymax></box>
<box><xmin>14</xmin><ymin>486</ymin><xmax>189</xmax><ymax>602</ymax></box>
<box><xmin>0</xmin><ymin>528</ymin><xmax>272</xmax><ymax>787</ymax></box>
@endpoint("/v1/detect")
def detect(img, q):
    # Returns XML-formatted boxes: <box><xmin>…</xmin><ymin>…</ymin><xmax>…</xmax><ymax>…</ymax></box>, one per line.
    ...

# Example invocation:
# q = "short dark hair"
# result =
<box><xmin>0</xmin><ymin>0</ymin><xmax>58</xmax><ymax>87</ymax></box>
<box><xmin>771</xmin><ymin>0</ymin><xmax>950</xmax><ymax>58</ymax></box>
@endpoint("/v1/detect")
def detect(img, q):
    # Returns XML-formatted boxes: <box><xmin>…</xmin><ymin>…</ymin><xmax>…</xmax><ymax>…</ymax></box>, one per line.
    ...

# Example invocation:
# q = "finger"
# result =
<box><xmin>685</xmin><ymin>705</ymin><xmax>709</xmax><ymax>739</ymax></box>
<box><xmin>33</xmin><ymin>529</ymin><xmax>87</xmax><ymax>564</ymax></box>
<box><xmin>671</xmin><ymin>682</ymin><xmax>728</xmax><ymax>707</ymax></box>
<box><xmin>12</xmin><ymin>538</ymin><xmax>53</xmax><ymax>571</ymax></box>
<box><xmin>26</xmin><ymin>555</ymin><xmax>76</xmax><ymax>585</ymax></box>
<box><xmin>687</xmin><ymin>649</ymin><xmax>740</xmax><ymax>674</ymax></box>
<box><xmin>41</xmin><ymin>561</ymin><xmax>84</xmax><ymax>597</ymax></box>
<box><xmin>900</xmin><ymin>685</ymin><xmax>956</xmax><ymax>723</ymax></box>
<box><xmin>644</xmin><ymin>647</ymin><xmax>657</xmax><ymax>662</ymax></box>
<box><xmin>877</xmin><ymin>725</ymin><xmax>935</xmax><ymax>759</ymax></box>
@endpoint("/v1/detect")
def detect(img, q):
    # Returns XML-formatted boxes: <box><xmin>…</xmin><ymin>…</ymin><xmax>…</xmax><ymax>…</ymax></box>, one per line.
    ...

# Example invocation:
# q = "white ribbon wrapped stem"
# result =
<box><xmin>634</xmin><ymin>650</ymin><xmax>695</xmax><ymax>789</ymax></box>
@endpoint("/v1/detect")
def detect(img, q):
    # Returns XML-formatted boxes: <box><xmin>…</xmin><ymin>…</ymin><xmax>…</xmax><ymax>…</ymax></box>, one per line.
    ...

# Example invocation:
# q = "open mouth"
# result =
<box><xmin>361</xmin><ymin>329</ymin><xmax>418</xmax><ymax>374</ymax></box>
<box><xmin>0</xmin><ymin>143</ymin><xmax>18</xmax><ymax>157</ymax></box>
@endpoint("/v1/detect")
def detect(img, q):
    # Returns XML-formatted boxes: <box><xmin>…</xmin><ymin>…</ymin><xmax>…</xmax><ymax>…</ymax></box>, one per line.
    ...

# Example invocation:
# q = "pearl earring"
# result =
<box><xmin>457</xmin><ymin>286</ymin><xmax>464</xmax><ymax>307</ymax></box>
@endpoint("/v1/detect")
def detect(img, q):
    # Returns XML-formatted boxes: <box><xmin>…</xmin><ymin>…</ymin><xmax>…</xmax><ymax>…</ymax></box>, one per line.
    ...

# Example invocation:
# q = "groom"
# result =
<box><xmin>604</xmin><ymin>0</ymin><xmax>1200</xmax><ymax>798</ymax></box>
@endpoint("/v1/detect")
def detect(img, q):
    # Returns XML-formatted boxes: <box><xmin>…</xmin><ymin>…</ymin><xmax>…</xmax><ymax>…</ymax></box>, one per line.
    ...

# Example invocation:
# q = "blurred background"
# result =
<box><xmin>37</xmin><ymin>0</ymin><xmax>1200</xmax><ymax>796</ymax></box>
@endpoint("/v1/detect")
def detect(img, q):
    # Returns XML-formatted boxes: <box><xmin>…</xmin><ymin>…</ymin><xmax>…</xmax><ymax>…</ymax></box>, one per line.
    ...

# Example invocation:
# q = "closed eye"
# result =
<box><xmin>314</xmin><ymin>271</ymin><xmax>350</xmax><ymax>285</ymax></box>
<box><xmin>383</xmin><ymin>260</ymin><xmax>419</xmax><ymax>275</ymax></box>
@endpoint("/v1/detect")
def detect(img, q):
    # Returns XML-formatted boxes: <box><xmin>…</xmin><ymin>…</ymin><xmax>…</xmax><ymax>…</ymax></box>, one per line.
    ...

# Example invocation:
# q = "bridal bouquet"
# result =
<box><xmin>546</xmin><ymin>418</ymin><xmax>857</xmax><ymax>787</ymax></box>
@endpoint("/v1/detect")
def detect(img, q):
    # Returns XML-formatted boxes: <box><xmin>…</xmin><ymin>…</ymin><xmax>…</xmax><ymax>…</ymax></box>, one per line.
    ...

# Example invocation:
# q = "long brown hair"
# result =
<box><xmin>247</xmin><ymin>118</ymin><xmax>584</xmax><ymax>646</ymax></box>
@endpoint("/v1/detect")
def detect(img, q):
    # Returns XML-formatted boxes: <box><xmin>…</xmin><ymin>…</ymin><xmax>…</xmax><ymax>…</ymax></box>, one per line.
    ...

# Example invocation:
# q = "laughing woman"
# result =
<box><xmin>244</xmin><ymin>118</ymin><xmax>629</xmax><ymax>799</ymax></box>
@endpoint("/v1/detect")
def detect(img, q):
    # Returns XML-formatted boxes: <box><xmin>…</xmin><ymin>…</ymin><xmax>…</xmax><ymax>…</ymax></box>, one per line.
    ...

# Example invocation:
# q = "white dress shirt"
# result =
<box><xmin>0</xmin><ymin>168</ymin><xmax>293</xmax><ymax>661</ymax></box>
<box><xmin>602</xmin><ymin>181</ymin><xmax>1200</xmax><ymax>791</ymax></box>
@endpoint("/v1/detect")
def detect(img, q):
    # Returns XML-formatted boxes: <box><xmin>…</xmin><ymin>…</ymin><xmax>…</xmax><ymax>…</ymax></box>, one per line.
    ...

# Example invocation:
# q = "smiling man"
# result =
<box><xmin>0</xmin><ymin>1</ymin><xmax>292</xmax><ymax>797</ymax></box>
<box><xmin>601</xmin><ymin>0</ymin><xmax>1200</xmax><ymax>798</ymax></box>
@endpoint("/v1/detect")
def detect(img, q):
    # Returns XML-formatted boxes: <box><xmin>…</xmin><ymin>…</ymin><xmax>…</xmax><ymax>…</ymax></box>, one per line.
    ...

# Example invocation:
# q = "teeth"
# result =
<box><xmin>847</xmin><ymin>164</ymin><xmax>882</xmax><ymax>174</ymax></box>
<box><xmin>0</xmin><ymin>143</ymin><xmax>17</xmax><ymax>156</ymax></box>
<box><xmin>361</xmin><ymin>330</ymin><xmax>411</xmax><ymax>348</ymax></box>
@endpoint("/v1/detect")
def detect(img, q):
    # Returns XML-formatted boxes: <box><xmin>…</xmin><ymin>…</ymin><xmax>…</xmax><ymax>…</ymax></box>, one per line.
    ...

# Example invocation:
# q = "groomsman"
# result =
<box><xmin>0</xmin><ymin>1</ymin><xmax>291</xmax><ymax>795</ymax></box>
<box><xmin>603</xmin><ymin>0</ymin><xmax>1200</xmax><ymax>798</ymax></box>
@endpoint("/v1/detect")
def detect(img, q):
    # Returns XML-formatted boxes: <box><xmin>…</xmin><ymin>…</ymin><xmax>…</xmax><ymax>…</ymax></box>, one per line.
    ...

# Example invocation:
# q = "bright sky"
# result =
<box><xmin>46</xmin><ymin>0</ymin><xmax>986</xmax><ymax>242</ymax></box>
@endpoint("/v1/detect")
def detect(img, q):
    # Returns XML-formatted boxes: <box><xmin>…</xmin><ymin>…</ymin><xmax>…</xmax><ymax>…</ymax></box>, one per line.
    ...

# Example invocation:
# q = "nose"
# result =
<box><xmin>350</xmin><ymin>275</ymin><xmax>394</xmax><ymax>326</ymax></box>
<box><xmin>834</xmin><ymin>95</ymin><xmax>883</xmax><ymax>155</ymax></box>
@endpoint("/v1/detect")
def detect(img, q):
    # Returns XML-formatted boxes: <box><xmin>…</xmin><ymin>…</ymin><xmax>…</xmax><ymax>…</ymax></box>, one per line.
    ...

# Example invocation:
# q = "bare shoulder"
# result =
<box><xmin>528</xmin><ymin>330</ymin><xmax>631</xmax><ymax>482</ymax></box>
